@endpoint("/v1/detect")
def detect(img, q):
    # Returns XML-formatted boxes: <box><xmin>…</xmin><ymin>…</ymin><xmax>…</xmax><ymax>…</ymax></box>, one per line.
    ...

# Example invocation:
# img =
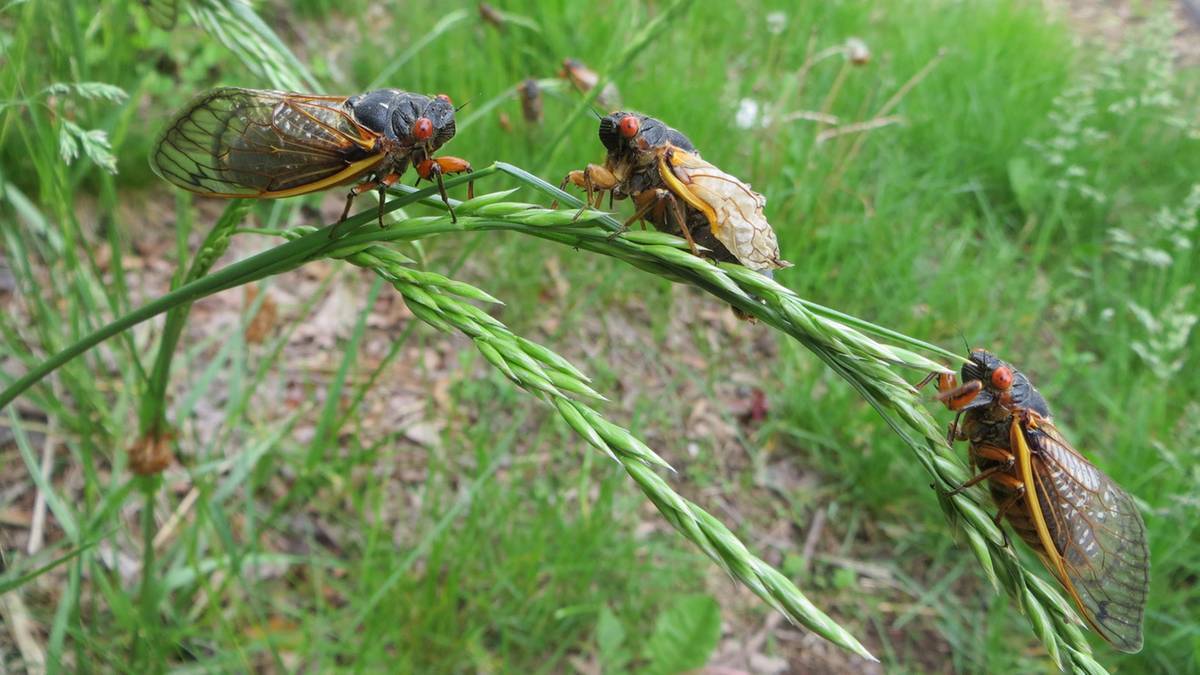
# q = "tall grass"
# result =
<box><xmin>1</xmin><ymin>0</ymin><xmax>1197</xmax><ymax>672</ymax></box>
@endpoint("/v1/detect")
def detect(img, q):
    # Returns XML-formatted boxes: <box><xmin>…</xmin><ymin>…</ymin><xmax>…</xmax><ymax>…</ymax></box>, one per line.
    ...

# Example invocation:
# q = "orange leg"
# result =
<box><xmin>947</xmin><ymin>446</ymin><xmax>1015</xmax><ymax>496</ymax></box>
<box><xmin>559</xmin><ymin>163</ymin><xmax>618</xmax><ymax>220</ymax></box>
<box><xmin>914</xmin><ymin>371</ymin><xmax>941</xmax><ymax>390</ymax></box>
<box><xmin>335</xmin><ymin>172</ymin><xmax>403</xmax><ymax>237</ymax></box>
<box><xmin>416</xmin><ymin>156</ymin><xmax>474</xmax><ymax>223</ymax></box>
<box><xmin>622</xmin><ymin>189</ymin><xmax>696</xmax><ymax>255</ymax></box>
<box><xmin>625</xmin><ymin>190</ymin><xmax>665</xmax><ymax>229</ymax></box>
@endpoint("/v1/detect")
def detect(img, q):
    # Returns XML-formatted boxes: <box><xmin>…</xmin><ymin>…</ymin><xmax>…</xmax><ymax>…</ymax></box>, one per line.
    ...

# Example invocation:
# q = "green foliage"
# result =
<box><xmin>1</xmin><ymin>0</ymin><xmax>1197</xmax><ymax>673</ymax></box>
<box><xmin>594</xmin><ymin>595</ymin><xmax>721</xmax><ymax>675</ymax></box>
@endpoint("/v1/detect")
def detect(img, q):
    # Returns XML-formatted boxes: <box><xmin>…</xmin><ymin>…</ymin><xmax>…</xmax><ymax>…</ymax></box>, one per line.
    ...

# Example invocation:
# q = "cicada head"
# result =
<box><xmin>598</xmin><ymin>112</ymin><xmax>697</xmax><ymax>159</ymax></box>
<box><xmin>348</xmin><ymin>90</ymin><xmax>457</xmax><ymax>157</ymax></box>
<box><xmin>954</xmin><ymin>349</ymin><xmax>1051</xmax><ymax>416</ymax></box>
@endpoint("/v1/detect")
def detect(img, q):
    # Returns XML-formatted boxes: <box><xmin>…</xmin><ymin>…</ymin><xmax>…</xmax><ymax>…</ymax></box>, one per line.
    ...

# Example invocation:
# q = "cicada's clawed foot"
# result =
<box><xmin>558</xmin><ymin>164</ymin><xmax>618</xmax><ymax>220</ymax></box>
<box><xmin>417</xmin><ymin>156</ymin><xmax>473</xmax><ymax>224</ymax></box>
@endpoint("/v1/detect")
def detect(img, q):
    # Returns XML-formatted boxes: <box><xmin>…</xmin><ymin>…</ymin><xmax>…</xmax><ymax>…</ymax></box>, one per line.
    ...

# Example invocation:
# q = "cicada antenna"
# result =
<box><xmin>587</xmin><ymin>106</ymin><xmax>603</xmax><ymax>120</ymax></box>
<box><xmin>959</xmin><ymin>332</ymin><xmax>972</xmax><ymax>355</ymax></box>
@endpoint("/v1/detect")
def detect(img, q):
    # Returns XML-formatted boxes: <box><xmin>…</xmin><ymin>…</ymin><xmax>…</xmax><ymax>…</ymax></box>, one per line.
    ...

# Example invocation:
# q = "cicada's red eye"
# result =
<box><xmin>436</xmin><ymin>93</ymin><xmax>452</xmax><ymax>104</ymax></box>
<box><xmin>618</xmin><ymin>115</ymin><xmax>640</xmax><ymax>139</ymax></box>
<box><xmin>991</xmin><ymin>366</ymin><xmax>1013</xmax><ymax>390</ymax></box>
<box><xmin>413</xmin><ymin>117</ymin><xmax>434</xmax><ymax>141</ymax></box>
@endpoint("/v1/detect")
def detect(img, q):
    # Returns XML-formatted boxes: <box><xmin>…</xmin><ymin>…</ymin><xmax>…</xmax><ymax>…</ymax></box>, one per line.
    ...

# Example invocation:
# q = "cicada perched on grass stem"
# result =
<box><xmin>562</xmin><ymin>112</ymin><xmax>790</xmax><ymax>275</ymax></box>
<box><xmin>932</xmin><ymin>349</ymin><xmax>1149</xmax><ymax>653</ymax></box>
<box><xmin>151</xmin><ymin>88</ymin><xmax>473</xmax><ymax>229</ymax></box>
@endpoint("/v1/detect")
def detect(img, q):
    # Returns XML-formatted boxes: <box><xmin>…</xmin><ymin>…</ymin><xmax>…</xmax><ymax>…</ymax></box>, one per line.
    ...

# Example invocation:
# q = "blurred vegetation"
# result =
<box><xmin>1</xmin><ymin>0</ymin><xmax>1197</xmax><ymax>672</ymax></box>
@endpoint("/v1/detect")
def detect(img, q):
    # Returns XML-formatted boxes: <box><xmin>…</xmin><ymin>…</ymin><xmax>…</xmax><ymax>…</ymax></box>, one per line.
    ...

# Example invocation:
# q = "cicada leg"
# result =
<box><xmin>625</xmin><ymin>190</ymin><xmax>663</xmax><ymax>230</ymax></box>
<box><xmin>416</xmin><ymin>156</ymin><xmax>474</xmax><ymax>224</ymax></box>
<box><xmin>559</xmin><ymin>163</ymin><xmax>618</xmax><ymax>220</ymax></box>
<box><xmin>662</xmin><ymin>189</ymin><xmax>699</xmax><ymax>256</ymax></box>
<box><xmin>914</xmin><ymin>371</ymin><xmax>941</xmax><ymax>390</ymax></box>
<box><xmin>333</xmin><ymin>172</ymin><xmax>403</xmax><ymax>238</ymax></box>
<box><xmin>655</xmin><ymin>150</ymin><xmax>719</xmax><ymax>243</ymax></box>
<box><xmin>949</xmin><ymin>445</ymin><xmax>1021</xmax><ymax>547</ymax></box>
<box><xmin>947</xmin><ymin>445</ymin><xmax>1014</xmax><ymax>496</ymax></box>
<box><xmin>622</xmin><ymin>188</ymin><xmax>698</xmax><ymax>255</ymax></box>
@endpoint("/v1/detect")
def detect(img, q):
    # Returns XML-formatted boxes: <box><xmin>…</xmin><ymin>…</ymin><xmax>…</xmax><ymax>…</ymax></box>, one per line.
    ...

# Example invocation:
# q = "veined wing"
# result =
<box><xmin>659</xmin><ymin>147</ymin><xmax>789</xmax><ymax>271</ymax></box>
<box><xmin>151</xmin><ymin>88</ymin><xmax>386</xmax><ymax>199</ymax></box>
<box><xmin>1015</xmin><ymin>417</ymin><xmax>1149</xmax><ymax>653</ymax></box>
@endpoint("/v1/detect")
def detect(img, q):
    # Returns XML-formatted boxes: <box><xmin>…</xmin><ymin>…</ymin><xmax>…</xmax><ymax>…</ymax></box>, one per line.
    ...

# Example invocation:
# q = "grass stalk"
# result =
<box><xmin>137</xmin><ymin>201</ymin><xmax>251</xmax><ymax>440</ymax></box>
<box><xmin>0</xmin><ymin>167</ymin><xmax>1111</xmax><ymax>671</ymax></box>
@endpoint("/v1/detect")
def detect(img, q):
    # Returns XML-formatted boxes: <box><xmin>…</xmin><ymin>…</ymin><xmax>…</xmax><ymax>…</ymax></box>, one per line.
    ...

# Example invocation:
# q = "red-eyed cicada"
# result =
<box><xmin>562</xmin><ymin>112</ymin><xmax>790</xmax><ymax>274</ymax></box>
<box><xmin>151</xmin><ymin>88</ymin><xmax>473</xmax><ymax>226</ymax></box>
<box><xmin>935</xmin><ymin>349</ymin><xmax>1150</xmax><ymax>653</ymax></box>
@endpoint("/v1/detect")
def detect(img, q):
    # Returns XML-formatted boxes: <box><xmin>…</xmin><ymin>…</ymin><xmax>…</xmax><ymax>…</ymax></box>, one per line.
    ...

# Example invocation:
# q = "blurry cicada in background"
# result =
<box><xmin>934</xmin><ymin>349</ymin><xmax>1149</xmax><ymax>652</ymax></box>
<box><xmin>559</xmin><ymin>58</ymin><xmax>621</xmax><ymax>109</ymax></box>
<box><xmin>563</xmin><ymin>112</ymin><xmax>790</xmax><ymax>275</ymax></box>
<box><xmin>151</xmin><ymin>88</ymin><xmax>473</xmax><ymax>227</ymax></box>
<box><xmin>518</xmin><ymin>78</ymin><xmax>543</xmax><ymax>126</ymax></box>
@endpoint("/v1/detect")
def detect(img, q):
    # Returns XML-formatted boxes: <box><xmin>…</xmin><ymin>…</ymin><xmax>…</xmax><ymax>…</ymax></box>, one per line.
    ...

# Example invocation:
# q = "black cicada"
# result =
<box><xmin>151</xmin><ymin>87</ymin><xmax>473</xmax><ymax>226</ymax></box>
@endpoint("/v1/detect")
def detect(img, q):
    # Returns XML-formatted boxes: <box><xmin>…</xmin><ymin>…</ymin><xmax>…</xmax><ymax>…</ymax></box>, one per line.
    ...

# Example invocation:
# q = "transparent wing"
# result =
<box><xmin>151</xmin><ymin>88</ymin><xmax>385</xmax><ymax>198</ymax></box>
<box><xmin>1025</xmin><ymin>420</ymin><xmax>1149</xmax><ymax>652</ymax></box>
<box><xmin>662</xmin><ymin>148</ymin><xmax>789</xmax><ymax>271</ymax></box>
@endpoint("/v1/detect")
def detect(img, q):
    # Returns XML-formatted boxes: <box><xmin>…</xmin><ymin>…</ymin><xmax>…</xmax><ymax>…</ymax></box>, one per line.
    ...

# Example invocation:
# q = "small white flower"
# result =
<box><xmin>735</xmin><ymin>98</ymin><xmax>763</xmax><ymax>130</ymax></box>
<box><xmin>845</xmin><ymin>37</ymin><xmax>870</xmax><ymax>65</ymax></box>
<box><xmin>766</xmin><ymin>11</ymin><xmax>787</xmax><ymax>35</ymax></box>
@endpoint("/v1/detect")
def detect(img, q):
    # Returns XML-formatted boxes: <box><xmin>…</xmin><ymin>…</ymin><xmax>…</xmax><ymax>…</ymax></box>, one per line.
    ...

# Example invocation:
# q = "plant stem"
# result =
<box><xmin>0</xmin><ymin>172</ymin><xmax>482</xmax><ymax>412</ymax></box>
<box><xmin>132</xmin><ymin>475</ymin><xmax>159</xmax><ymax>667</ymax></box>
<box><xmin>138</xmin><ymin>201</ymin><xmax>250</xmax><ymax>438</ymax></box>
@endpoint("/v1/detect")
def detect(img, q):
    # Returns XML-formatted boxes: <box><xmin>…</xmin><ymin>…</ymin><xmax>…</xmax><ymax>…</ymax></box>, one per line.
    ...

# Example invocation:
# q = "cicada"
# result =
<box><xmin>562</xmin><ymin>112</ymin><xmax>790</xmax><ymax>274</ymax></box>
<box><xmin>519</xmin><ymin>78</ymin><xmax>543</xmax><ymax>126</ymax></box>
<box><xmin>935</xmin><ymin>349</ymin><xmax>1149</xmax><ymax>653</ymax></box>
<box><xmin>151</xmin><ymin>88</ymin><xmax>473</xmax><ymax>227</ymax></box>
<box><xmin>559</xmin><ymin>58</ymin><xmax>620</xmax><ymax>108</ymax></box>
<box><xmin>478</xmin><ymin>2</ymin><xmax>505</xmax><ymax>29</ymax></box>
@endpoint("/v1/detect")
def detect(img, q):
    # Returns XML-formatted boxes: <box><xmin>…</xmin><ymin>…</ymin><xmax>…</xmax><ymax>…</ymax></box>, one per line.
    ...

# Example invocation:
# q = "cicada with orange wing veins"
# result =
<box><xmin>932</xmin><ymin>349</ymin><xmax>1149</xmax><ymax>653</ymax></box>
<box><xmin>151</xmin><ymin>88</ymin><xmax>473</xmax><ymax>231</ymax></box>
<box><xmin>562</xmin><ymin>112</ymin><xmax>790</xmax><ymax>275</ymax></box>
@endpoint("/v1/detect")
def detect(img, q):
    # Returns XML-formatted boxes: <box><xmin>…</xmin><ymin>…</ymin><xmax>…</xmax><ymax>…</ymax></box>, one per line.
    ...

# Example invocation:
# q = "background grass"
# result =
<box><xmin>1</xmin><ymin>0</ymin><xmax>1197</xmax><ymax>672</ymax></box>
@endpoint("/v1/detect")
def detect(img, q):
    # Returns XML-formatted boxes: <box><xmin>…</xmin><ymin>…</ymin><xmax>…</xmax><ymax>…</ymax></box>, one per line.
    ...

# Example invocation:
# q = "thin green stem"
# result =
<box><xmin>138</xmin><ymin>201</ymin><xmax>250</xmax><ymax>438</ymax></box>
<box><xmin>1</xmin><ymin>170</ymin><xmax>1099</xmax><ymax>668</ymax></box>
<box><xmin>0</xmin><ymin>172</ymin><xmax>482</xmax><ymax>411</ymax></box>
<box><xmin>132</xmin><ymin>475</ymin><xmax>159</xmax><ymax>667</ymax></box>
